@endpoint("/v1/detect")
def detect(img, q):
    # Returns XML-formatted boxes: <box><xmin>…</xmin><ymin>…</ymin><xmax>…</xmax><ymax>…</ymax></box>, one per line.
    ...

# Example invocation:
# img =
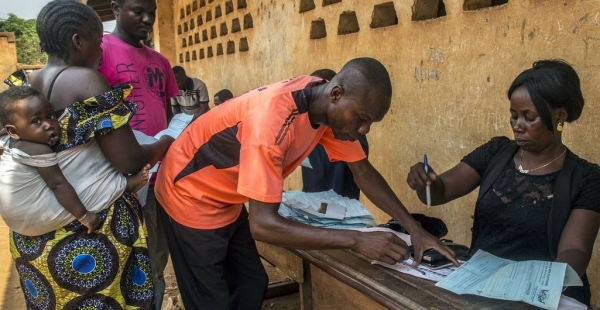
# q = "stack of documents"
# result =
<box><xmin>436</xmin><ymin>250</ymin><xmax>585</xmax><ymax>310</ymax></box>
<box><xmin>278</xmin><ymin>190</ymin><xmax>376</xmax><ymax>229</ymax></box>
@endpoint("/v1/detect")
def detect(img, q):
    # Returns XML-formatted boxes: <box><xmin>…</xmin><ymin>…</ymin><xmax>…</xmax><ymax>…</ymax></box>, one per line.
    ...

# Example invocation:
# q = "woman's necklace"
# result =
<box><xmin>517</xmin><ymin>147</ymin><xmax>567</xmax><ymax>174</ymax></box>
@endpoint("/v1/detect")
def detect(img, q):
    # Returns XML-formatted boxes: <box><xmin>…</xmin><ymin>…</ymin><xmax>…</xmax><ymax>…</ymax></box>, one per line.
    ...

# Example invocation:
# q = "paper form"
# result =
<box><xmin>348</xmin><ymin>229</ymin><xmax>586</xmax><ymax>310</ymax></box>
<box><xmin>373</xmin><ymin>257</ymin><xmax>459</xmax><ymax>282</ymax></box>
<box><xmin>350</xmin><ymin>228</ymin><xmax>460</xmax><ymax>281</ymax></box>
<box><xmin>154</xmin><ymin>113</ymin><xmax>193</xmax><ymax>139</ymax></box>
<box><xmin>435</xmin><ymin>250</ymin><xmax>583</xmax><ymax>310</ymax></box>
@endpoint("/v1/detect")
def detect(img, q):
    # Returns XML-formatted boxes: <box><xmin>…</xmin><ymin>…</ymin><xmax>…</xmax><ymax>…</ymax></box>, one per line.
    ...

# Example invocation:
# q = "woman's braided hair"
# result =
<box><xmin>36</xmin><ymin>0</ymin><xmax>102</xmax><ymax>60</ymax></box>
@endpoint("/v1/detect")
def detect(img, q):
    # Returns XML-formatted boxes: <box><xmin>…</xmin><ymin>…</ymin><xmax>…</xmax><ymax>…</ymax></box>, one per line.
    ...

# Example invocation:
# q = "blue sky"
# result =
<box><xmin>1</xmin><ymin>0</ymin><xmax>52</xmax><ymax>20</ymax></box>
<box><xmin>0</xmin><ymin>0</ymin><xmax>115</xmax><ymax>32</ymax></box>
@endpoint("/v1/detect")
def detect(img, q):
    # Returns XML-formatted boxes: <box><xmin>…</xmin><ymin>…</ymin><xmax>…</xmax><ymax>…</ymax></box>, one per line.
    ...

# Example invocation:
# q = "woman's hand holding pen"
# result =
<box><xmin>406</xmin><ymin>158</ymin><xmax>459</xmax><ymax>266</ymax></box>
<box><xmin>406</xmin><ymin>162</ymin><xmax>439</xmax><ymax>205</ymax></box>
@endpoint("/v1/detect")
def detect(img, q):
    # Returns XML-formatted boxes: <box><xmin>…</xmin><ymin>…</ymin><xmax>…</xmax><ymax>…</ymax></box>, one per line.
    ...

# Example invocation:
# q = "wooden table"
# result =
<box><xmin>257</xmin><ymin>242</ymin><xmax>539</xmax><ymax>310</ymax></box>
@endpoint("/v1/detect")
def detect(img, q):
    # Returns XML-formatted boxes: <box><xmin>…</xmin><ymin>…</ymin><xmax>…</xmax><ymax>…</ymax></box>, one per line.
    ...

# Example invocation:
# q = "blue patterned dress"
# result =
<box><xmin>4</xmin><ymin>70</ymin><xmax>155</xmax><ymax>309</ymax></box>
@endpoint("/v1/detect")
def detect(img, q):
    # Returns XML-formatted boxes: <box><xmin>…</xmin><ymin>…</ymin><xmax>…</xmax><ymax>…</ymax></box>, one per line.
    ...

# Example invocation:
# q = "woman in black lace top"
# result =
<box><xmin>406</xmin><ymin>60</ymin><xmax>600</xmax><ymax>306</ymax></box>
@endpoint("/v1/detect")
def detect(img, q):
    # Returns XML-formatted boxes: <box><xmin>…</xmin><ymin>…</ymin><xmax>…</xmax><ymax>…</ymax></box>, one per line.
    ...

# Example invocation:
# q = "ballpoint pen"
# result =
<box><xmin>424</xmin><ymin>154</ymin><xmax>431</xmax><ymax>207</ymax></box>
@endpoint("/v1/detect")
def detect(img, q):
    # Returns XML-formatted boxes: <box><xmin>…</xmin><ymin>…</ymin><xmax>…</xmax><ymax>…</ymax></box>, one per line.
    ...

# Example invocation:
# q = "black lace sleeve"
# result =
<box><xmin>572</xmin><ymin>155</ymin><xmax>600</xmax><ymax>213</ymax></box>
<box><xmin>460</xmin><ymin>136</ymin><xmax>512</xmax><ymax>176</ymax></box>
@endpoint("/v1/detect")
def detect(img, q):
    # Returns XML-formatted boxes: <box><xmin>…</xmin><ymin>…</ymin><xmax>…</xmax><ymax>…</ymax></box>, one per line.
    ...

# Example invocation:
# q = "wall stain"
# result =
<box><xmin>521</xmin><ymin>19</ymin><xmax>527</xmax><ymax>45</ymax></box>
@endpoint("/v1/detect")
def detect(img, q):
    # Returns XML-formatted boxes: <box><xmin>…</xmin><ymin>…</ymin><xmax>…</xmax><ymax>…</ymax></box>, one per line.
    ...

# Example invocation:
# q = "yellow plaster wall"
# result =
<box><xmin>155</xmin><ymin>0</ymin><xmax>177</xmax><ymax>65</ymax></box>
<box><xmin>0</xmin><ymin>32</ymin><xmax>17</xmax><ymax>93</ymax></box>
<box><xmin>165</xmin><ymin>1</ymin><xmax>600</xmax><ymax>306</ymax></box>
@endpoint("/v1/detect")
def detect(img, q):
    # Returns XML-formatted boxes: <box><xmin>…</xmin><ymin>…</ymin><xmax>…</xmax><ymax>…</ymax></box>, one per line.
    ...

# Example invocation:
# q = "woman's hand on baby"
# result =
<box><xmin>79</xmin><ymin>211</ymin><xmax>100</xmax><ymax>234</ymax></box>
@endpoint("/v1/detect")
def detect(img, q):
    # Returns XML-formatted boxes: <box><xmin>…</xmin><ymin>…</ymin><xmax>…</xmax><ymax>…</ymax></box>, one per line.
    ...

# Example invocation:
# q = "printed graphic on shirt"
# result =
<box><xmin>142</xmin><ymin>64</ymin><xmax>167</xmax><ymax>100</ymax></box>
<box><xmin>112</xmin><ymin>62</ymin><xmax>168</xmax><ymax>132</ymax></box>
<box><xmin>174</xmin><ymin>125</ymin><xmax>241</xmax><ymax>183</ymax></box>
<box><xmin>275</xmin><ymin>110</ymin><xmax>299</xmax><ymax>145</ymax></box>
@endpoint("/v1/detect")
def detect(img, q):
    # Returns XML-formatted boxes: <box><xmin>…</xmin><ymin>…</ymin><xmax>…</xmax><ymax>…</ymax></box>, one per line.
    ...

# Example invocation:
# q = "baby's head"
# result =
<box><xmin>0</xmin><ymin>86</ymin><xmax>60</xmax><ymax>146</ymax></box>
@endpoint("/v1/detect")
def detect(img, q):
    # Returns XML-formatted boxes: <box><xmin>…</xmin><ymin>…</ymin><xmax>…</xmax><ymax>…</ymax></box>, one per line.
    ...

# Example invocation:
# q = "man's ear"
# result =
<box><xmin>330</xmin><ymin>85</ymin><xmax>344</xmax><ymax>104</ymax></box>
<box><xmin>5</xmin><ymin>125</ymin><xmax>20</xmax><ymax>139</ymax></box>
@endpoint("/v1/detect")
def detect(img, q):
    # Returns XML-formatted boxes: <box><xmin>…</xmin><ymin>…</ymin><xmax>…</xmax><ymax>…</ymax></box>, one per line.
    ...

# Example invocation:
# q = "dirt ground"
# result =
<box><xmin>0</xmin><ymin>217</ymin><xmax>300</xmax><ymax>310</ymax></box>
<box><xmin>160</xmin><ymin>259</ymin><xmax>300</xmax><ymax>310</ymax></box>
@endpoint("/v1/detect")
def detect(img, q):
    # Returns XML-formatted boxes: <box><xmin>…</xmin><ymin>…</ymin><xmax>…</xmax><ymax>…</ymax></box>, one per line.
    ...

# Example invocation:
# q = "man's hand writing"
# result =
<box><xmin>353</xmin><ymin>231</ymin><xmax>410</xmax><ymax>265</ymax></box>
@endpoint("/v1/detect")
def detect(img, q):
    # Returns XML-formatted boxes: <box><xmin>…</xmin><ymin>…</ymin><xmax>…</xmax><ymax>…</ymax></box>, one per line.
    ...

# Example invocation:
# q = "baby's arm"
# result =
<box><xmin>125</xmin><ymin>164</ymin><xmax>151</xmax><ymax>192</ymax></box>
<box><xmin>23</xmin><ymin>142</ymin><xmax>99</xmax><ymax>233</ymax></box>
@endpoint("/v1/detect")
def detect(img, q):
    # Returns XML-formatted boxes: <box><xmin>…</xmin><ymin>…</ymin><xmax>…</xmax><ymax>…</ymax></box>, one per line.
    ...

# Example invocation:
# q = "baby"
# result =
<box><xmin>0</xmin><ymin>86</ymin><xmax>149</xmax><ymax>233</ymax></box>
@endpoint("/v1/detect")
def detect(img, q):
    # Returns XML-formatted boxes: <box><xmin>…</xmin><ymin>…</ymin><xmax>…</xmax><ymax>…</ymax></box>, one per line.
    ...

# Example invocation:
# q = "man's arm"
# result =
<box><xmin>248</xmin><ymin>199</ymin><xmax>410</xmax><ymax>265</ymax></box>
<box><xmin>191</xmin><ymin>103</ymin><xmax>210</xmax><ymax>121</ymax></box>
<box><xmin>348</xmin><ymin>158</ymin><xmax>458</xmax><ymax>265</ymax></box>
<box><xmin>170</xmin><ymin>98</ymin><xmax>182</xmax><ymax>116</ymax></box>
<box><xmin>191</xmin><ymin>85</ymin><xmax>210</xmax><ymax>120</ymax></box>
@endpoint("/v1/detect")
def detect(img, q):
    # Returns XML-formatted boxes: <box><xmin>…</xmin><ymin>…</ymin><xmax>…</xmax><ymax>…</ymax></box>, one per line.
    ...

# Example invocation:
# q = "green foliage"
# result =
<box><xmin>0</xmin><ymin>13</ymin><xmax>47</xmax><ymax>65</ymax></box>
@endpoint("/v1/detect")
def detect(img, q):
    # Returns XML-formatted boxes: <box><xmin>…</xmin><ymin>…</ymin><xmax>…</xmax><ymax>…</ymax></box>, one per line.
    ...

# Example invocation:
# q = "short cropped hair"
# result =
<box><xmin>336</xmin><ymin>57</ymin><xmax>392</xmax><ymax>98</ymax></box>
<box><xmin>37</xmin><ymin>0</ymin><xmax>102</xmax><ymax>60</ymax></box>
<box><xmin>173</xmin><ymin>66</ymin><xmax>186</xmax><ymax>75</ymax></box>
<box><xmin>215</xmin><ymin>89</ymin><xmax>233</xmax><ymax>102</ymax></box>
<box><xmin>310</xmin><ymin>69</ymin><xmax>336</xmax><ymax>81</ymax></box>
<box><xmin>0</xmin><ymin>86</ymin><xmax>41</xmax><ymax>126</ymax></box>
<box><xmin>508</xmin><ymin>59</ymin><xmax>584</xmax><ymax>131</ymax></box>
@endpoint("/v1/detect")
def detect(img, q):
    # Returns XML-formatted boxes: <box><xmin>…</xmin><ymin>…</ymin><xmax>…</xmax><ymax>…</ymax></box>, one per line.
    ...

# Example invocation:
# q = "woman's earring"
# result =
<box><xmin>557</xmin><ymin>122</ymin><xmax>564</xmax><ymax>132</ymax></box>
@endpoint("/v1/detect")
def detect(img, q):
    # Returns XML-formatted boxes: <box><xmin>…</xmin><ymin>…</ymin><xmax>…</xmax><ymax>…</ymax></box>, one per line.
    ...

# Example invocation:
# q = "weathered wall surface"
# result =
<box><xmin>155</xmin><ymin>0</ymin><xmax>177</xmax><ymax>65</ymax></box>
<box><xmin>0</xmin><ymin>32</ymin><xmax>17</xmax><ymax>93</ymax></box>
<box><xmin>166</xmin><ymin>0</ymin><xmax>600</xmax><ymax>306</ymax></box>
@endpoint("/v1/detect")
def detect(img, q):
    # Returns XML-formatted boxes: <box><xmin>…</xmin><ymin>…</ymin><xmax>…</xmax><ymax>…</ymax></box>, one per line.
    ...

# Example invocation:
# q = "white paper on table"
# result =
<box><xmin>279</xmin><ymin>191</ymin><xmax>376</xmax><ymax>228</ymax></box>
<box><xmin>284</xmin><ymin>194</ymin><xmax>345</xmax><ymax>220</ymax></box>
<box><xmin>282</xmin><ymin>190</ymin><xmax>371</xmax><ymax>220</ymax></box>
<box><xmin>350</xmin><ymin>227</ymin><xmax>459</xmax><ymax>282</ymax></box>
<box><xmin>322</xmin><ymin>203</ymin><xmax>346</xmax><ymax>219</ymax></box>
<box><xmin>373</xmin><ymin>257</ymin><xmax>459</xmax><ymax>282</ymax></box>
<box><xmin>343</xmin><ymin>201</ymin><xmax>373</xmax><ymax>218</ymax></box>
<box><xmin>352</xmin><ymin>227</ymin><xmax>412</xmax><ymax>245</ymax></box>
<box><xmin>435</xmin><ymin>250</ymin><xmax>583</xmax><ymax>310</ymax></box>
